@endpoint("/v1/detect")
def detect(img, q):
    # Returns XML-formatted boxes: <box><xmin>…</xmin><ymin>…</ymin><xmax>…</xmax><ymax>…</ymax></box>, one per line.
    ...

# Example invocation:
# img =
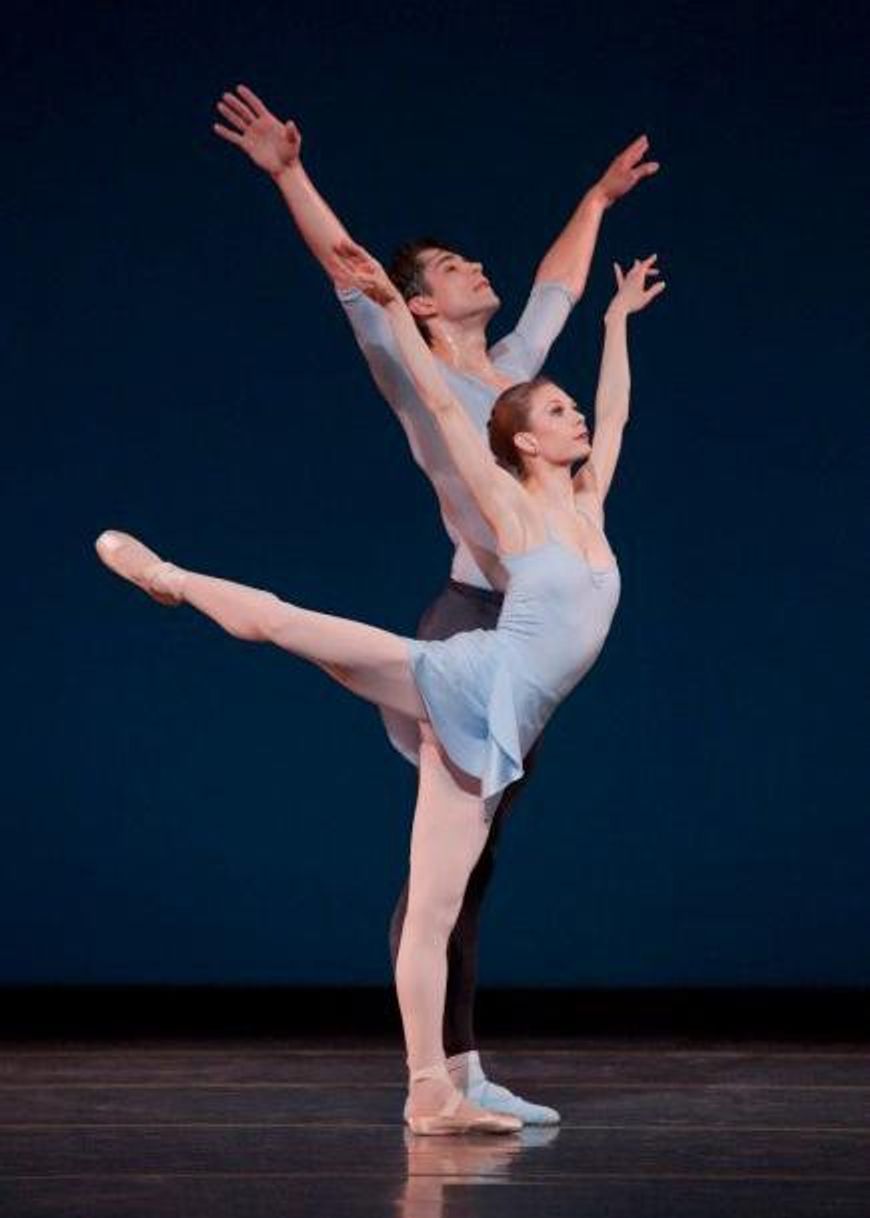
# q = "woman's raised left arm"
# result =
<box><xmin>574</xmin><ymin>255</ymin><xmax>666</xmax><ymax>504</ymax></box>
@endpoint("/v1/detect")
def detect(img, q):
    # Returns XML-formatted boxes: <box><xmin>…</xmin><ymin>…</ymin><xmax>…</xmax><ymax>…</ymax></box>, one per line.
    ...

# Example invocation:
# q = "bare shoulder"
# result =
<box><xmin>494</xmin><ymin>474</ymin><xmax>546</xmax><ymax>555</ymax></box>
<box><xmin>572</xmin><ymin>460</ymin><xmax>605</xmax><ymax>526</ymax></box>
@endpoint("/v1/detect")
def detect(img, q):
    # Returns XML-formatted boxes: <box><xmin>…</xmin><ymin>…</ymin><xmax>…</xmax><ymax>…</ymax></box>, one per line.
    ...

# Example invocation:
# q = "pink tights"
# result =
<box><xmin>173</xmin><ymin>566</ymin><xmax>493</xmax><ymax>1113</ymax></box>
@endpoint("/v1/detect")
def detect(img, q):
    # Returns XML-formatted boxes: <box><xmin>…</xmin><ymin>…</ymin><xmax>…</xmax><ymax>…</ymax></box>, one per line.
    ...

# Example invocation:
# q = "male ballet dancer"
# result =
<box><xmin>214</xmin><ymin>85</ymin><xmax>658</xmax><ymax>1123</ymax></box>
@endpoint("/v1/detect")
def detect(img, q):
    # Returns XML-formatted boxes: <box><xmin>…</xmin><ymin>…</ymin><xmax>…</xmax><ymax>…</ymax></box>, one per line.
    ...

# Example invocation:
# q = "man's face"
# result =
<box><xmin>412</xmin><ymin>248</ymin><xmax>501</xmax><ymax>327</ymax></box>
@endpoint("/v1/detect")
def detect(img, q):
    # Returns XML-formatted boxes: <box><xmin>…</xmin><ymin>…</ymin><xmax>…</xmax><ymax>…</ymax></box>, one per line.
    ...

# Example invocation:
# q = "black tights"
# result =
<box><xmin>388</xmin><ymin>579</ymin><xmax>538</xmax><ymax>1058</ymax></box>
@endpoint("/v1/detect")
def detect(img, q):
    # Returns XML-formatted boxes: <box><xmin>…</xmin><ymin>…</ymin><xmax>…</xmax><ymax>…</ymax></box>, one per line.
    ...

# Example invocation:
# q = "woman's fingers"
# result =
<box><xmin>624</xmin><ymin>254</ymin><xmax>660</xmax><ymax>284</ymax></box>
<box><xmin>624</xmin><ymin>133</ymin><xmax>649</xmax><ymax>163</ymax></box>
<box><xmin>332</xmin><ymin>239</ymin><xmax>388</xmax><ymax>297</ymax></box>
<box><xmin>343</xmin><ymin>243</ymin><xmax>381</xmax><ymax>275</ymax></box>
<box><xmin>332</xmin><ymin>238</ymin><xmax>359</xmax><ymax>258</ymax></box>
<box><xmin>332</xmin><ymin>247</ymin><xmax>379</xmax><ymax>289</ymax></box>
<box><xmin>334</xmin><ymin>240</ymin><xmax>369</xmax><ymax>265</ymax></box>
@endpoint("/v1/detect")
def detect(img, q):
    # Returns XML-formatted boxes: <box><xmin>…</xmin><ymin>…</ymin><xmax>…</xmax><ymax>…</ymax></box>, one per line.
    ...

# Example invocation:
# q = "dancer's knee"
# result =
<box><xmin>259</xmin><ymin>595</ymin><xmax>305</xmax><ymax>647</ymax></box>
<box><xmin>404</xmin><ymin>889</ymin><xmax>464</xmax><ymax>946</ymax></box>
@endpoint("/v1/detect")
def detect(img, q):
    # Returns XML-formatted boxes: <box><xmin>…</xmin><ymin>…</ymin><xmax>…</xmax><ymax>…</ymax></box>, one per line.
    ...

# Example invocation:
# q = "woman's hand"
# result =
<box><xmin>608</xmin><ymin>254</ymin><xmax>666</xmax><ymax>317</ymax></box>
<box><xmin>213</xmin><ymin>84</ymin><xmax>302</xmax><ymax>179</ymax></box>
<box><xmin>330</xmin><ymin>239</ymin><xmax>400</xmax><ymax>305</ymax></box>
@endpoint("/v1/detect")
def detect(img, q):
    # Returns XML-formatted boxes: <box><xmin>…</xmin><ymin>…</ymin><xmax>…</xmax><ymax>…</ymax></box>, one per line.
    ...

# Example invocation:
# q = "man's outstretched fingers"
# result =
<box><xmin>222</xmin><ymin>92</ymin><xmax>255</xmax><ymax>124</ymax></box>
<box><xmin>213</xmin><ymin>123</ymin><xmax>244</xmax><ymax>146</ymax></box>
<box><xmin>216</xmin><ymin>101</ymin><xmax>248</xmax><ymax>132</ymax></box>
<box><xmin>237</xmin><ymin>84</ymin><xmax>267</xmax><ymax>115</ymax></box>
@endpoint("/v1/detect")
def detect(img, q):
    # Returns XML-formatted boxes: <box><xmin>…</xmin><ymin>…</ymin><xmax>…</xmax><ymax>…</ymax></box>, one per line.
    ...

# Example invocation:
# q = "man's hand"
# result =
<box><xmin>213</xmin><ymin>84</ymin><xmax>302</xmax><ymax>179</ymax></box>
<box><xmin>330</xmin><ymin>239</ymin><xmax>400</xmax><ymax>305</ymax></box>
<box><xmin>593</xmin><ymin>135</ymin><xmax>660</xmax><ymax>208</ymax></box>
<box><xmin>608</xmin><ymin>254</ymin><xmax>666</xmax><ymax>316</ymax></box>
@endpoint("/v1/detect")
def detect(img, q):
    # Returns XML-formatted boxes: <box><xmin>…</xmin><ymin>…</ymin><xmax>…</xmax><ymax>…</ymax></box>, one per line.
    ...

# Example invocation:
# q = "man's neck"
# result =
<box><xmin>430</xmin><ymin>317</ymin><xmax>495</xmax><ymax>381</ymax></box>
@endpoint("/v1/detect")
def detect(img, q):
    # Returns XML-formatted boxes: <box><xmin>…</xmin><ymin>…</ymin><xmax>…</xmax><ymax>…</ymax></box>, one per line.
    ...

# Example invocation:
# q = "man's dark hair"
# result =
<box><xmin>387</xmin><ymin>237</ymin><xmax>457</xmax><ymax>346</ymax></box>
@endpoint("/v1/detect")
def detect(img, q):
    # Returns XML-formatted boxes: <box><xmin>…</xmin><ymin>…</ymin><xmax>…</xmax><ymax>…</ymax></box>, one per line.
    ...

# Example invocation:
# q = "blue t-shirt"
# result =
<box><xmin>338</xmin><ymin>282</ymin><xmax>575</xmax><ymax>589</ymax></box>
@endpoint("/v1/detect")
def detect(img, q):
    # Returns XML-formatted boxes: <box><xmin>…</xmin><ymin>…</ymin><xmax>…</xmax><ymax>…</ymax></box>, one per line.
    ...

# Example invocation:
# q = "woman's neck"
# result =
<box><xmin>522</xmin><ymin>463</ymin><xmax>576</xmax><ymax>510</ymax></box>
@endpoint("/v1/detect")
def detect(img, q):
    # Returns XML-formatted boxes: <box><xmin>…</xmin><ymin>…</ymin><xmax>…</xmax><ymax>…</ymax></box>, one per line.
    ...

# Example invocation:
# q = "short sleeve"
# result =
<box><xmin>489</xmin><ymin>281</ymin><xmax>576</xmax><ymax>380</ymax></box>
<box><xmin>336</xmin><ymin>285</ymin><xmax>402</xmax><ymax>366</ymax></box>
<box><xmin>335</xmin><ymin>284</ymin><xmax>419</xmax><ymax>414</ymax></box>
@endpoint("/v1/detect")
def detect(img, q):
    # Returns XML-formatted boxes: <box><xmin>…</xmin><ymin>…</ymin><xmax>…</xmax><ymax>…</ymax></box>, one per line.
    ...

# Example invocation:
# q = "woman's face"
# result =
<box><xmin>521</xmin><ymin>382</ymin><xmax>591</xmax><ymax>467</ymax></box>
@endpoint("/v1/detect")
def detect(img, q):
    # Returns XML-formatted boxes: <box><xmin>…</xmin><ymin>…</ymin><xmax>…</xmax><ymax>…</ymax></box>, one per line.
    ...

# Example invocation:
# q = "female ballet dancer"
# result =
<box><xmin>96</xmin><ymin>242</ymin><xmax>663</xmax><ymax>1134</ymax></box>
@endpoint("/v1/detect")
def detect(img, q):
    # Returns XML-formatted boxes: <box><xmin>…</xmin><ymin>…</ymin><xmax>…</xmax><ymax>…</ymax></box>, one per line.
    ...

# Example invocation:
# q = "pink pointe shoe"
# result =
<box><xmin>95</xmin><ymin>530</ymin><xmax>183</xmax><ymax>606</ymax></box>
<box><xmin>405</xmin><ymin>1063</ymin><xmax>522</xmax><ymax>1136</ymax></box>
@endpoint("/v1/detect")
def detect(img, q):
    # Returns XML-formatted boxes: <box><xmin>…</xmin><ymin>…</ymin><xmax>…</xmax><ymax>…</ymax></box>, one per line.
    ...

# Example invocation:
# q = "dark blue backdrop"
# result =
<box><xmin>5</xmin><ymin>0</ymin><xmax>867</xmax><ymax>986</ymax></box>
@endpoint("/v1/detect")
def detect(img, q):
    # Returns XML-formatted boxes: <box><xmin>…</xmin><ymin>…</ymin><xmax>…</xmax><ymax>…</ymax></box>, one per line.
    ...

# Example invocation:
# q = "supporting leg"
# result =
<box><xmin>392</xmin><ymin>725</ymin><xmax>525</xmax><ymax>1134</ymax></box>
<box><xmin>394</xmin><ymin>726</ymin><xmax>492</xmax><ymax>1080</ymax></box>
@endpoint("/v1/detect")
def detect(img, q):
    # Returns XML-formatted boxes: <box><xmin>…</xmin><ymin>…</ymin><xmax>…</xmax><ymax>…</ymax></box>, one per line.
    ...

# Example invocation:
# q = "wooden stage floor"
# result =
<box><xmin>1</xmin><ymin>1036</ymin><xmax>868</xmax><ymax>1216</ymax></box>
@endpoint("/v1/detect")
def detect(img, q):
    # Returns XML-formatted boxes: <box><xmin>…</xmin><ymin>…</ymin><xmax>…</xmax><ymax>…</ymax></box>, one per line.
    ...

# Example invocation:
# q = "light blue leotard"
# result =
<box><xmin>339</xmin><ymin>281</ymin><xmax>619</xmax><ymax>794</ymax></box>
<box><xmin>406</xmin><ymin>530</ymin><xmax>621</xmax><ymax>801</ymax></box>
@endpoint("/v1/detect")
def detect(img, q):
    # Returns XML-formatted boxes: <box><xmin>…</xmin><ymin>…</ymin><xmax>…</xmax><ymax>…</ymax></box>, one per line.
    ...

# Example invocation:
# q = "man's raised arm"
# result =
<box><xmin>214</xmin><ymin>84</ymin><xmax>353</xmax><ymax>283</ymax></box>
<box><xmin>534</xmin><ymin>135</ymin><xmax>660</xmax><ymax>300</ymax></box>
<box><xmin>215</xmin><ymin>83</ymin><xmax>416</xmax><ymax>412</ymax></box>
<box><xmin>496</xmin><ymin>136</ymin><xmax>660</xmax><ymax>383</ymax></box>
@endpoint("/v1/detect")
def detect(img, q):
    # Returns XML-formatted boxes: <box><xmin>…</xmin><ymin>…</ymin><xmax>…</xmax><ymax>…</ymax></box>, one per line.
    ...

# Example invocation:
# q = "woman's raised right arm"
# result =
<box><xmin>332</xmin><ymin>242</ymin><xmax>525</xmax><ymax>549</ymax></box>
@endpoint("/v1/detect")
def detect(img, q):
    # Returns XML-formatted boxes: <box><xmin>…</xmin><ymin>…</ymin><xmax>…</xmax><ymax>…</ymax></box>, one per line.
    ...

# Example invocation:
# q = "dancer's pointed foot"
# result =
<box><xmin>404</xmin><ymin>1063</ymin><xmax>522</xmax><ymax>1136</ymax></box>
<box><xmin>95</xmin><ymin>530</ymin><xmax>183</xmax><ymax>606</ymax></box>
